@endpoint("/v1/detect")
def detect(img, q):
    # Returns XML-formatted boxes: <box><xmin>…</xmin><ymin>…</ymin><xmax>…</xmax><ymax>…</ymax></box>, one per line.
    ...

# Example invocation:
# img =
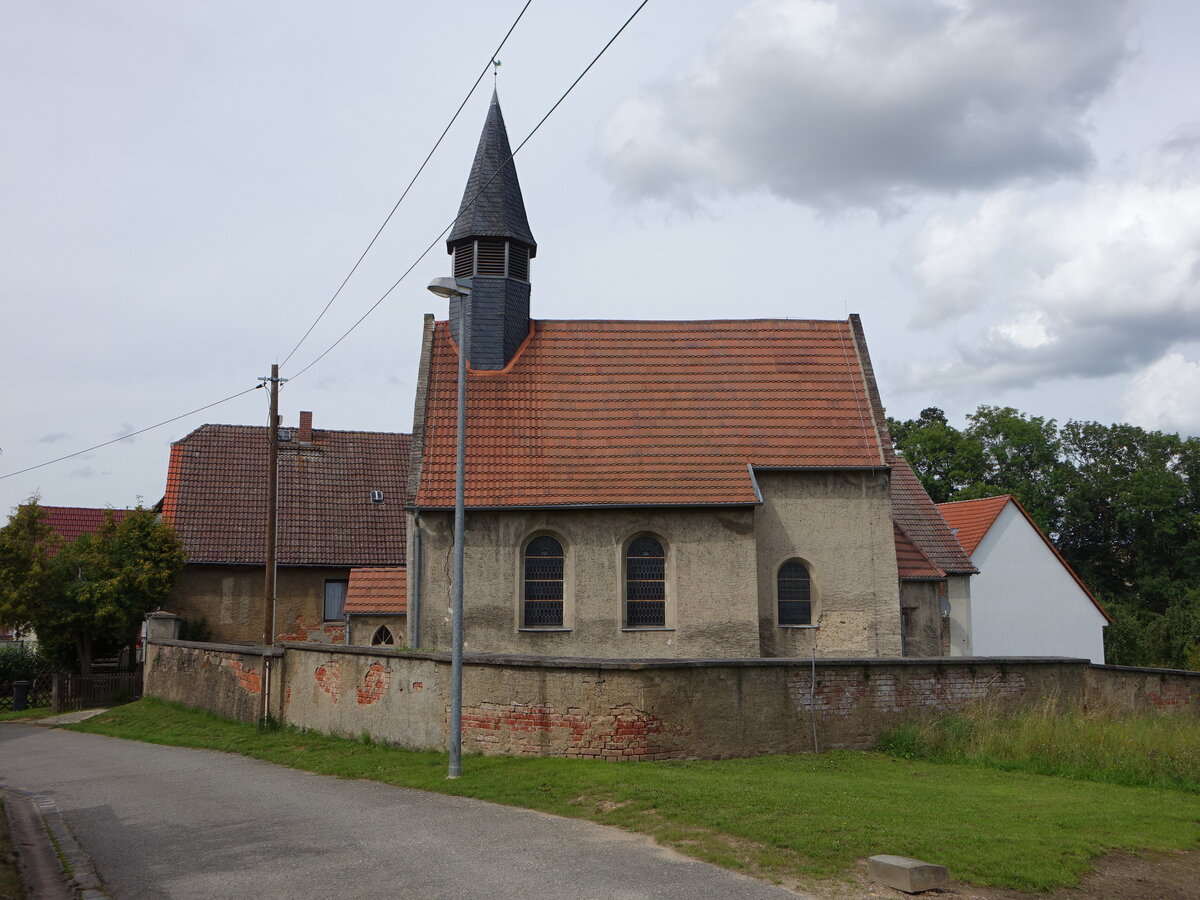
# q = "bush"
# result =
<box><xmin>0</xmin><ymin>643</ymin><xmax>48</xmax><ymax>681</ymax></box>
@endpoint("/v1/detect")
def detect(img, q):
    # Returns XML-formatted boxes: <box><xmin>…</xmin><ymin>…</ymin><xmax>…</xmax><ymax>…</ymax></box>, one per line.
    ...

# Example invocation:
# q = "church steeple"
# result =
<box><xmin>446</xmin><ymin>90</ymin><xmax>537</xmax><ymax>370</ymax></box>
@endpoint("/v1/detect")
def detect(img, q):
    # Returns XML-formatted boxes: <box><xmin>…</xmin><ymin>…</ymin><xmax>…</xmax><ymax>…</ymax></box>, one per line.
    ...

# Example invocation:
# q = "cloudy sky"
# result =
<box><xmin>2</xmin><ymin>0</ymin><xmax>1198</xmax><ymax>516</ymax></box>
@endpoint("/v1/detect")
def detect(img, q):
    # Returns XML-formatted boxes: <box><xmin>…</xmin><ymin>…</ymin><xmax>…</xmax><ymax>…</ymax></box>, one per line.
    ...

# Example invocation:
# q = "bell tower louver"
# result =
<box><xmin>446</xmin><ymin>90</ymin><xmax>537</xmax><ymax>370</ymax></box>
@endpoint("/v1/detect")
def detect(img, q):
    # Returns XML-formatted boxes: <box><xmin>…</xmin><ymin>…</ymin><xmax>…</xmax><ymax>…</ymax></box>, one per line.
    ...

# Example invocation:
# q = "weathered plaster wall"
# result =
<box><xmin>946</xmin><ymin>574</ymin><xmax>973</xmax><ymax>656</ymax></box>
<box><xmin>900</xmin><ymin>581</ymin><xmax>945</xmax><ymax>657</ymax></box>
<box><xmin>753</xmin><ymin>471</ymin><xmax>901</xmax><ymax>658</ymax></box>
<box><xmin>167</xmin><ymin>565</ymin><xmax>350</xmax><ymax>644</ymax></box>
<box><xmin>145</xmin><ymin>642</ymin><xmax>1199</xmax><ymax>758</ymax></box>
<box><xmin>347</xmin><ymin>615</ymin><xmax>406</xmax><ymax>647</ymax></box>
<box><xmin>410</xmin><ymin>506</ymin><xmax>762</xmax><ymax>658</ymax></box>
<box><xmin>143</xmin><ymin>640</ymin><xmax>283</xmax><ymax>722</ymax></box>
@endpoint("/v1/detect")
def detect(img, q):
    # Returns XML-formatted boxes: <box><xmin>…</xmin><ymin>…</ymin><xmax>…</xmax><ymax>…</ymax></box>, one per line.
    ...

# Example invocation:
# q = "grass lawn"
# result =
<box><xmin>0</xmin><ymin>707</ymin><xmax>54</xmax><ymax>723</ymax></box>
<box><xmin>69</xmin><ymin>698</ymin><xmax>1200</xmax><ymax>894</ymax></box>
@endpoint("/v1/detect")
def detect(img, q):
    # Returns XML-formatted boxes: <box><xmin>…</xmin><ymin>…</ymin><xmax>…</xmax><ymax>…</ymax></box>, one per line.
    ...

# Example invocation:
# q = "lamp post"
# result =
<box><xmin>426</xmin><ymin>276</ymin><xmax>471</xmax><ymax>778</ymax></box>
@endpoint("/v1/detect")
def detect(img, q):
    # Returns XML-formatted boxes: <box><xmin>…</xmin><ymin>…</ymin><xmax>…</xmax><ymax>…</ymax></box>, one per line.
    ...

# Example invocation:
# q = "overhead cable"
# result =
<box><xmin>279</xmin><ymin>0</ymin><xmax>536</xmax><ymax>368</ymax></box>
<box><xmin>287</xmin><ymin>0</ymin><xmax>651</xmax><ymax>382</ymax></box>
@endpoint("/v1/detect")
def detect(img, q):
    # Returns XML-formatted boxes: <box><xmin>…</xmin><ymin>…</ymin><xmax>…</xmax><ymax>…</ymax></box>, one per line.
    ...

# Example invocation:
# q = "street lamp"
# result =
<box><xmin>426</xmin><ymin>276</ymin><xmax>471</xmax><ymax>778</ymax></box>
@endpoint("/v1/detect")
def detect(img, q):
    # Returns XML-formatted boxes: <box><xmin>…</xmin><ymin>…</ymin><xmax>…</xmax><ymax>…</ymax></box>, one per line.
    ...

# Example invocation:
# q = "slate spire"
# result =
<box><xmin>447</xmin><ymin>89</ymin><xmax>536</xmax><ymax>251</ymax></box>
<box><xmin>446</xmin><ymin>90</ymin><xmax>537</xmax><ymax>370</ymax></box>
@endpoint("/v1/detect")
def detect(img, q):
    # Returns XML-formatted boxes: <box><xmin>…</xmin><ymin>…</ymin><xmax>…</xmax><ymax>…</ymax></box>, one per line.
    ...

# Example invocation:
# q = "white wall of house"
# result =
<box><xmin>969</xmin><ymin>503</ymin><xmax>1107</xmax><ymax>663</ymax></box>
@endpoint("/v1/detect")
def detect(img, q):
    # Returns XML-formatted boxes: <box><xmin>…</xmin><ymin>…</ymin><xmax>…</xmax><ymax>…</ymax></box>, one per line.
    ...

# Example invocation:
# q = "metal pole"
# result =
<box><xmin>448</xmin><ymin>304</ymin><xmax>466</xmax><ymax>778</ymax></box>
<box><xmin>261</xmin><ymin>363</ymin><xmax>280</xmax><ymax>724</ymax></box>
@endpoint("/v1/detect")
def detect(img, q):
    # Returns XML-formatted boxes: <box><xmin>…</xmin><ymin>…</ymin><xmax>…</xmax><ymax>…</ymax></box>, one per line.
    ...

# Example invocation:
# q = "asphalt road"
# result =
<box><xmin>0</xmin><ymin>724</ymin><xmax>807</xmax><ymax>899</ymax></box>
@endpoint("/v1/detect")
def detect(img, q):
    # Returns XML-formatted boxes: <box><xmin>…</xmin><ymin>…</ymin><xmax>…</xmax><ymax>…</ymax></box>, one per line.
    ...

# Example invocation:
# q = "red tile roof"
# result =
<box><xmin>40</xmin><ymin>506</ymin><xmax>128</xmax><ymax>553</ymax></box>
<box><xmin>937</xmin><ymin>495</ymin><xmax>1112</xmax><ymax>623</ymax></box>
<box><xmin>413</xmin><ymin>318</ymin><xmax>887</xmax><ymax>508</ymax></box>
<box><xmin>345</xmin><ymin>567</ymin><xmax>406</xmax><ymax>616</ymax></box>
<box><xmin>894</xmin><ymin>522</ymin><xmax>945</xmax><ymax>580</ymax></box>
<box><xmin>890</xmin><ymin>457</ymin><xmax>977</xmax><ymax>575</ymax></box>
<box><xmin>162</xmin><ymin>421</ymin><xmax>410</xmax><ymax>567</ymax></box>
<box><xmin>935</xmin><ymin>495</ymin><xmax>1011</xmax><ymax>555</ymax></box>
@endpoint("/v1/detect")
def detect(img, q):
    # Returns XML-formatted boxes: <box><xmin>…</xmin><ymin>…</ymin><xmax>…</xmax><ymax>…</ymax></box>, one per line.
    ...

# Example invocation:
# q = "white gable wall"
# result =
<box><xmin>970</xmin><ymin>503</ymin><xmax>1107</xmax><ymax>663</ymax></box>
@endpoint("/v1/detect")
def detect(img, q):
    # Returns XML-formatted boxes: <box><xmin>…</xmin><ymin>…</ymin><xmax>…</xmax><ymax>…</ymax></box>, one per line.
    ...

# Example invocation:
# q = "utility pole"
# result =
<box><xmin>258</xmin><ymin>364</ymin><xmax>286</xmax><ymax>723</ymax></box>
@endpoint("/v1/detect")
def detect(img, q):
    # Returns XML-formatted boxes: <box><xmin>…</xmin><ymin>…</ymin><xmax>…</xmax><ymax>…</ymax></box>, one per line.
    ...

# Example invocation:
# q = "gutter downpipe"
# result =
<box><xmin>411</xmin><ymin>512</ymin><xmax>422</xmax><ymax>649</ymax></box>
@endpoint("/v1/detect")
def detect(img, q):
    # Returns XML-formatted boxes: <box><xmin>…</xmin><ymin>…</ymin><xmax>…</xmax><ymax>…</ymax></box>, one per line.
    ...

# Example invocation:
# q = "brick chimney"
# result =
<box><xmin>298</xmin><ymin>410</ymin><xmax>313</xmax><ymax>443</ymax></box>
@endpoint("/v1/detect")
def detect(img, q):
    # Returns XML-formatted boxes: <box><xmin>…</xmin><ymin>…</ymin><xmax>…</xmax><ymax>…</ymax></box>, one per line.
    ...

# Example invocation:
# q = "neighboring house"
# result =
<box><xmin>405</xmin><ymin>92</ymin><xmax>967</xmax><ymax>660</ymax></box>
<box><xmin>345</xmin><ymin>567</ymin><xmax>406</xmax><ymax>647</ymax></box>
<box><xmin>1</xmin><ymin>506</ymin><xmax>131</xmax><ymax>647</ymax></box>
<box><xmin>890</xmin><ymin>461</ymin><xmax>978</xmax><ymax>657</ymax></box>
<box><xmin>937</xmin><ymin>495</ymin><xmax>1111</xmax><ymax>663</ymax></box>
<box><xmin>161</xmin><ymin>411</ymin><xmax>410</xmax><ymax>644</ymax></box>
<box><xmin>41</xmin><ymin>505</ymin><xmax>129</xmax><ymax>545</ymax></box>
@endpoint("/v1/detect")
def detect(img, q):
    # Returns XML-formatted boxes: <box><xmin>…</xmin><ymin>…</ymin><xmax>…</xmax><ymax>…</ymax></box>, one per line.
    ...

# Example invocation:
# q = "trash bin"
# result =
<box><xmin>12</xmin><ymin>680</ymin><xmax>31</xmax><ymax>712</ymax></box>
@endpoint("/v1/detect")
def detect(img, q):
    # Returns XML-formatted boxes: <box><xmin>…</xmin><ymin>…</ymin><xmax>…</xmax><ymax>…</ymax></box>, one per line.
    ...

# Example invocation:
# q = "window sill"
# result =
<box><xmin>518</xmin><ymin>627</ymin><xmax>572</xmax><ymax>633</ymax></box>
<box><xmin>779</xmin><ymin>624</ymin><xmax>819</xmax><ymax>629</ymax></box>
<box><xmin>621</xmin><ymin>627</ymin><xmax>675</xmax><ymax>632</ymax></box>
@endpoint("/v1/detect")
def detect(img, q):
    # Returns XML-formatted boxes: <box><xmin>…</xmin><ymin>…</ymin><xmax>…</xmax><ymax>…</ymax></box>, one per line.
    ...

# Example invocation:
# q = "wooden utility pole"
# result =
<box><xmin>259</xmin><ymin>364</ymin><xmax>283</xmax><ymax>723</ymax></box>
<box><xmin>264</xmin><ymin>364</ymin><xmax>281</xmax><ymax>646</ymax></box>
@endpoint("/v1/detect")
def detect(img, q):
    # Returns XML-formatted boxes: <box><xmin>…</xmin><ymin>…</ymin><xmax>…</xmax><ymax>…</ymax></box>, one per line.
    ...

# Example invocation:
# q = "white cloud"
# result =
<box><xmin>1123</xmin><ymin>352</ymin><xmax>1200</xmax><ymax>437</ymax></box>
<box><xmin>598</xmin><ymin>0</ymin><xmax>1135</xmax><ymax>213</ymax></box>
<box><xmin>899</xmin><ymin>147</ymin><xmax>1200</xmax><ymax>390</ymax></box>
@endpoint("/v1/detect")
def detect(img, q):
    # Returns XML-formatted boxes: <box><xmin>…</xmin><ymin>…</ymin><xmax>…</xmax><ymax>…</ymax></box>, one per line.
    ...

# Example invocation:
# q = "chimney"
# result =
<box><xmin>298</xmin><ymin>410</ymin><xmax>313</xmax><ymax>443</ymax></box>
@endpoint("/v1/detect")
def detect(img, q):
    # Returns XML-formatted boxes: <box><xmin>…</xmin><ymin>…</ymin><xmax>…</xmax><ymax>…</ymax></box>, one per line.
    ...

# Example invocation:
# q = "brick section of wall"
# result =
<box><xmin>462</xmin><ymin>701</ymin><xmax>681</xmax><ymax>760</ymax></box>
<box><xmin>1085</xmin><ymin>665</ymin><xmax>1200</xmax><ymax>715</ymax></box>
<box><xmin>276</xmin><ymin>617</ymin><xmax>346</xmax><ymax>644</ymax></box>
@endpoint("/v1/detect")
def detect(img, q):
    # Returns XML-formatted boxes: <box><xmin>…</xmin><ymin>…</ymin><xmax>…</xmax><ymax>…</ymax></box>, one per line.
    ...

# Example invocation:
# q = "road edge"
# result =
<box><xmin>3</xmin><ymin>786</ymin><xmax>109</xmax><ymax>899</ymax></box>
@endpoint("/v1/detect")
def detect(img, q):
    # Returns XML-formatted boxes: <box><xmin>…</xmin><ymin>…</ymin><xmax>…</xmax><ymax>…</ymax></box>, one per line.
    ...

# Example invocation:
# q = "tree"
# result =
<box><xmin>887</xmin><ymin>408</ymin><xmax>985</xmax><ymax>503</ymax></box>
<box><xmin>0</xmin><ymin>501</ymin><xmax>186</xmax><ymax>673</ymax></box>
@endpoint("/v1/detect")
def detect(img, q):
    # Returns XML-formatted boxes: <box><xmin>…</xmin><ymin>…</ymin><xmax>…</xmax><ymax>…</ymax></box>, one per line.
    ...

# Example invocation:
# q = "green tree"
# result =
<box><xmin>887</xmin><ymin>408</ymin><xmax>986</xmax><ymax>502</ymax></box>
<box><xmin>0</xmin><ymin>501</ymin><xmax>186</xmax><ymax>673</ymax></box>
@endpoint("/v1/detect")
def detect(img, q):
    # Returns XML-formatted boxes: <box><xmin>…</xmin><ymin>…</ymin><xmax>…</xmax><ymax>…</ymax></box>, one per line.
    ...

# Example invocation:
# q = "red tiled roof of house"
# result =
<box><xmin>894</xmin><ymin>522</ymin><xmax>945</xmax><ymax>580</ymax></box>
<box><xmin>935</xmin><ymin>495</ymin><xmax>1011</xmax><ymax>555</ymax></box>
<box><xmin>414</xmin><ymin>318</ymin><xmax>887</xmax><ymax>508</ymax></box>
<box><xmin>937</xmin><ymin>495</ymin><xmax>1112</xmax><ymax>623</ymax></box>
<box><xmin>345</xmin><ymin>567</ymin><xmax>406</xmax><ymax>616</ymax></box>
<box><xmin>40</xmin><ymin>506</ymin><xmax>128</xmax><ymax>552</ymax></box>
<box><xmin>162</xmin><ymin>421</ymin><xmax>410</xmax><ymax>566</ymax></box>
<box><xmin>890</xmin><ymin>457</ymin><xmax>977</xmax><ymax>575</ymax></box>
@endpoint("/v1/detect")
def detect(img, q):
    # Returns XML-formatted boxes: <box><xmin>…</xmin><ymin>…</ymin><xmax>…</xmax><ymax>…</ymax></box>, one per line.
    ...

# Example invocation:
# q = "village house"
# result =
<box><xmin>404</xmin><ymin>92</ymin><xmax>972</xmax><ymax>660</ymax></box>
<box><xmin>161</xmin><ymin>412</ymin><xmax>409</xmax><ymax>645</ymax></box>
<box><xmin>937</xmin><ymin>495</ymin><xmax>1111</xmax><ymax>663</ymax></box>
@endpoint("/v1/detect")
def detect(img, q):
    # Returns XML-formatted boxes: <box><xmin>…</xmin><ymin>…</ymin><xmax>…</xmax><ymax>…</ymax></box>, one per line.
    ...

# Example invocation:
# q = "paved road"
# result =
<box><xmin>0</xmin><ymin>724</ymin><xmax>805</xmax><ymax>899</ymax></box>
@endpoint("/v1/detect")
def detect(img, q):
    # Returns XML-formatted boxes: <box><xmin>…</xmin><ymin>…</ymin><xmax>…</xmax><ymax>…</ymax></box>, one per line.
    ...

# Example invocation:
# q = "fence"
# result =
<box><xmin>50</xmin><ymin>668</ymin><xmax>144</xmax><ymax>713</ymax></box>
<box><xmin>0</xmin><ymin>672</ymin><xmax>56</xmax><ymax>711</ymax></box>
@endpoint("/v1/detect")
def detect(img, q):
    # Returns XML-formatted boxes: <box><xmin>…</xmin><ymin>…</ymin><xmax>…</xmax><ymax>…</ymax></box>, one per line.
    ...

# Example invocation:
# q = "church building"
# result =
<box><xmin>405</xmin><ymin>92</ymin><xmax>972</xmax><ymax>659</ymax></box>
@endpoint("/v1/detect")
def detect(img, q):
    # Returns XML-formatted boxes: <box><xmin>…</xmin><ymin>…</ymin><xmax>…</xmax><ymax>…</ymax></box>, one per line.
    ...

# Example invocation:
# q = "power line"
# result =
<box><xmin>279</xmin><ymin>0</ymin><xmax>536</xmax><ymax>369</ymax></box>
<box><xmin>287</xmin><ymin>0</ymin><xmax>652</xmax><ymax>382</ymax></box>
<box><xmin>0</xmin><ymin>386</ymin><xmax>262</xmax><ymax>482</ymax></box>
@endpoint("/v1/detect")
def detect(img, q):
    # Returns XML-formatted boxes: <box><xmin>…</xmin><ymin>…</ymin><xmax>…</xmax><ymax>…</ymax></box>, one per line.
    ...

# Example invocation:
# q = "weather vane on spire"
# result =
<box><xmin>492</xmin><ymin>58</ymin><xmax>502</xmax><ymax>81</ymax></box>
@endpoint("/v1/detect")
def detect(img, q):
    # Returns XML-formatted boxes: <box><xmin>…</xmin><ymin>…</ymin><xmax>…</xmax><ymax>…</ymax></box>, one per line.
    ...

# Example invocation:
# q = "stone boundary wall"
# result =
<box><xmin>144</xmin><ymin>640</ymin><xmax>284</xmax><ymax>723</ymax></box>
<box><xmin>144</xmin><ymin>641</ymin><xmax>1200</xmax><ymax>758</ymax></box>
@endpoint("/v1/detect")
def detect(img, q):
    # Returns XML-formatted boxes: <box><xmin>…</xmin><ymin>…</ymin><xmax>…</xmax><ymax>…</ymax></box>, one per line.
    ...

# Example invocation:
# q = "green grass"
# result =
<box><xmin>68</xmin><ymin>698</ymin><xmax>1200</xmax><ymax>893</ymax></box>
<box><xmin>0</xmin><ymin>706</ymin><xmax>54</xmax><ymax>722</ymax></box>
<box><xmin>877</xmin><ymin>701</ymin><xmax>1200</xmax><ymax>793</ymax></box>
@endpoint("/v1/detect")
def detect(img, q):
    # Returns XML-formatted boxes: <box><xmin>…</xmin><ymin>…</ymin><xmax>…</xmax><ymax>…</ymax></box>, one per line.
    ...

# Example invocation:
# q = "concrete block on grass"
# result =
<box><xmin>867</xmin><ymin>855</ymin><xmax>948</xmax><ymax>893</ymax></box>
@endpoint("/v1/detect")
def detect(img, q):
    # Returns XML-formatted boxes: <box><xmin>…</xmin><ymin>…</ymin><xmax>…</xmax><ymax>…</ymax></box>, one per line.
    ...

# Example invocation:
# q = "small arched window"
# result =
<box><xmin>523</xmin><ymin>536</ymin><xmax>564</xmax><ymax>627</ymax></box>
<box><xmin>625</xmin><ymin>536</ymin><xmax>666</xmax><ymax>627</ymax></box>
<box><xmin>370</xmin><ymin>625</ymin><xmax>395</xmax><ymax>646</ymax></box>
<box><xmin>777</xmin><ymin>560</ymin><xmax>812</xmax><ymax>626</ymax></box>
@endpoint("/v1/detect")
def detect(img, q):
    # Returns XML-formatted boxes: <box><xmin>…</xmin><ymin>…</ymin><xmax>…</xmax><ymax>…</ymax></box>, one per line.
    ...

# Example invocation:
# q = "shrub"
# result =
<box><xmin>0</xmin><ymin>643</ymin><xmax>47</xmax><ymax>682</ymax></box>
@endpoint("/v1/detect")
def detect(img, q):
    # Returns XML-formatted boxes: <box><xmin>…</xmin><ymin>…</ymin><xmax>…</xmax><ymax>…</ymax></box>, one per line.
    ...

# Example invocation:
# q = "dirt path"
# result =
<box><xmin>813</xmin><ymin>849</ymin><xmax>1200</xmax><ymax>899</ymax></box>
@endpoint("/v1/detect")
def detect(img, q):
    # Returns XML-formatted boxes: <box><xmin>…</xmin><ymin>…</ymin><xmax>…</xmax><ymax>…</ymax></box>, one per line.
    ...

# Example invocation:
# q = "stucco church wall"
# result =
<box><xmin>167</xmin><ymin>565</ymin><xmax>350</xmax><ymax>645</ymax></box>
<box><xmin>146</xmin><ymin>642</ymin><xmax>1198</xmax><ymax>758</ymax></box>
<box><xmin>753</xmin><ymin>471</ymin><xmax>901</xmax><ymax>658</ymax></box>
<box><xmin>410</xmin><ymin>506</ymin><xmax>761</xmax><ymax>658</ymax></box>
